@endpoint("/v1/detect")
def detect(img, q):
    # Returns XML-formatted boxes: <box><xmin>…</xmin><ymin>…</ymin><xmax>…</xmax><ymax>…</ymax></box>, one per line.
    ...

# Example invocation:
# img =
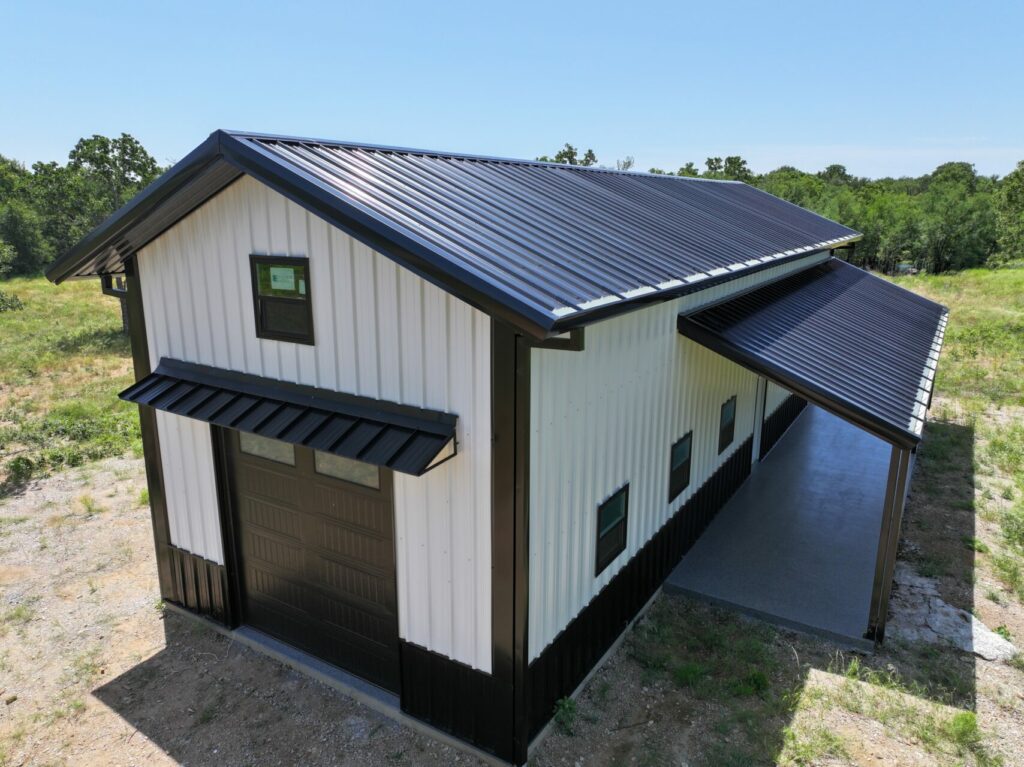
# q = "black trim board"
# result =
<box><xmin>526</xmin><ymin>437</ymin><xmax>754</xmax><ymax>740</ymax></box>
<box><xmin>759</xmin><ymin>394</ymin><xmax>807</xmax><ymax>460</ymax></box>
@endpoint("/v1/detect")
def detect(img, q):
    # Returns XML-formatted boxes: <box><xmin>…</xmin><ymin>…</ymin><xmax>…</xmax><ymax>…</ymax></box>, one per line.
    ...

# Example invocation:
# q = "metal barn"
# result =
<box><xmin>46</xmin><ymin>130</ymin><xmax>946</xmax><ymax>765</ymax></box>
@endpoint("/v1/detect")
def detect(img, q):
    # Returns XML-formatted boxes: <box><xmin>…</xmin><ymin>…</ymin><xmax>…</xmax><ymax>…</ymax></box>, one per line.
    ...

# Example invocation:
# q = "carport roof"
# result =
<box><xmin>120</xmin><ymin>358</ymin><xmax>457</xmax><ymax>476</ymax></box>
<box><xmin>45</xmin><ymin>129</ymin><xmax>860</xmax><ymax>338</ymax></box>
<box><xmin>677</xmin><ymin>259</ymin><xmax>948</xmax><ymax>447</ymax></box>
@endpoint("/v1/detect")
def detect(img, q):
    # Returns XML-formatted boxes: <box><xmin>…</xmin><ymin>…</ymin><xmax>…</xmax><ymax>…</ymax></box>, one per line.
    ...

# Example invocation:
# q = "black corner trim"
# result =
<box><xmin>399</xmin><ymin>641</ymin><xmax>513</xmax><ymax>762</ymax></box>
<box><xmin>526</xmin><ymin>436</ymin><xmax>753</xmax><ymax>741</ymax></box>
<box><xmin>165</xmin><ymin>544</ymin><xmax>231</xmax><ymax>626</ymax></box>
<box><xmin>759</xmin><ymin>394</ymin><xmax>807</xmax><ymax>460</ymax></box>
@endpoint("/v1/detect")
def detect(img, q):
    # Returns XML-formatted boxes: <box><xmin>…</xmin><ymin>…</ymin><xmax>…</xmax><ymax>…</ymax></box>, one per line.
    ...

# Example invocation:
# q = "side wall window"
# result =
<box><xmin>595</xmin><ymin>484</ymin><xmax>629</xmax><ymax>575</ymax></box>
<box><xmin>668</xmin><ymin>431</ymin><xmax>693</xmax><ymax>502</ymax></box>
<box><xmin>718</xmin><ymin>395</ymin><xmax>737</xmax><ymax>454</ymax></box>
<box><xmin>250</xmin><ymin>255</ymin><xmax>314</xmax><ymax>345</ymax></box>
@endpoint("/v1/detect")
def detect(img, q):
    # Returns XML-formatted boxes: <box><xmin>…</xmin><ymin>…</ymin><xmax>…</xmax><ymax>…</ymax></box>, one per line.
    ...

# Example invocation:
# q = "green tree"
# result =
<box><xmin>996</xmin><ymin>160</ymin><xmax>1024</xmax><ymax>263</ymax></box>
<box><xmin>537</xmin><ymin>143</ymin><xmax>597</xmax><ymax>166</ymax></box>
<box><xmin>722</xmin><ymin>156</ymin><xmax>753</xmax><ymax>182</ymax></box>
<box><xmin>704</xmin><ymin>157</ymin><xmax>724</xmax><ymax>177</ymax></box>
<box><xmin>67</xmin><ymin>133</ymin><xmax>162</xmax><ymax>214</ymax></box>
<box><xmin>0</xmin><ymin>200</ymin><xmax>51</xmax><ymax>275</ymax></box>
<box><xmin>677</xmin><ymin>162</ymin><xmax>700</xmax><ymax>177</ymax></box>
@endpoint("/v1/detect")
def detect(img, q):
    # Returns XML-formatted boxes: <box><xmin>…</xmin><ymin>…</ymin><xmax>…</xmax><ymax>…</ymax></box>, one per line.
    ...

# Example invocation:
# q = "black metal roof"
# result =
<box><xmin>120</xmin><ymin>358</ymin><xmax>457</xmax><ymax>476</ymax></box>
<box><xmin>46</xmin><ymin>129</ymin><xmax>860</xmax><ymax>338</ymax></box>
<box><xmin>677</xmin><ymin>259</ymin><xmax>948</xmax><ymax>447</ymax></box>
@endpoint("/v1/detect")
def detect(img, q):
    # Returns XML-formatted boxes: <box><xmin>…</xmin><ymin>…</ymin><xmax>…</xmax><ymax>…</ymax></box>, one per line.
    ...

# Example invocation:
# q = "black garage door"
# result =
<box><xmin>226</xmin><ymin>430</ymin><xmax>399</xmax><ymax>691</ymax></box>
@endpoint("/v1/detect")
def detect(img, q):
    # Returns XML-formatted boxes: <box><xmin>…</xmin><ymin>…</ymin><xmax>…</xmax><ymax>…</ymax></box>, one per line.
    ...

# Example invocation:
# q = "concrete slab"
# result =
<box><xmin>665</xmin><ymin>405</ymin><xmax>889</xmax><ymax>648</ymax></box>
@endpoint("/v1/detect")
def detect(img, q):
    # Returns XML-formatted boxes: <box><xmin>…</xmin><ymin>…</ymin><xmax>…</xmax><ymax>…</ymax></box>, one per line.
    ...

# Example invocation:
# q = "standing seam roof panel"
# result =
<box><xmin>46</xmin><ymin>129</ymin><xmax>861</xmax><ymax>335</ymax></box>
<box><xmin>677</xmin><ymin>259</ymin><xmax>947</xmax><ymax>446</ymax></box>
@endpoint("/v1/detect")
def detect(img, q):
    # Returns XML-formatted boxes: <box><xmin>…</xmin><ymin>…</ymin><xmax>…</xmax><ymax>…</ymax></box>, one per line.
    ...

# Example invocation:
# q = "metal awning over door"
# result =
<box><xmin>677</xmin><ymin>258</ymin><xmax>948</xmax><ymax>449</ymax></box>
<box><xmin>120</xmin><ymin>358</ymin><xmax>457</xmax><ymax>476</ymax></box>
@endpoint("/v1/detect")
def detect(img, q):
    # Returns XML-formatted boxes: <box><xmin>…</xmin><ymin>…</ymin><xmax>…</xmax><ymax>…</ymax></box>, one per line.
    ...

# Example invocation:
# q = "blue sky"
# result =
<box><xmin>3</xmin><ymin>0</ymin><xmax>1022</xmax><ymax>178</ymax></box>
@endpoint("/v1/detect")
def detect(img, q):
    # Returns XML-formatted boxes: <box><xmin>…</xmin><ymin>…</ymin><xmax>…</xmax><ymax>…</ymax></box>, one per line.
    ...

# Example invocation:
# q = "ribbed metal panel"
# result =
<box><xmin>241</xmin><ymin>134</ymin><xmax>859</xmax><ymax>323</ymax></box>
<box><xmin>137</xmin><ymin>176</ymin><xmax>493</xmax><ymax>672</ymax></box>
<box><xmin>153</xmin><ymin>410</ymin><xmax>223</xmax><ymax>563</ymax></box>
<box><xmin>525</xmin><ymin>254</ymin><xmax>826</xmax><ymax>660</ymax></box>
<box><xmin>678</xmin><ymin>259</ymin><xmax>948</xmax><ymax>446</ymax></box>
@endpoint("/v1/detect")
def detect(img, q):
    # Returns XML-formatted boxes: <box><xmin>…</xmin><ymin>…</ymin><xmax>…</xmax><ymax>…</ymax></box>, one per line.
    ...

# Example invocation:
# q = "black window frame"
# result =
<box><xmin>595</xmin><ymin>483</ymin><xmax>629</xmax><ymax>576</ymax></box>
<box><xmin>249</xmin><ymin>254</ymin><xmax>315</xmax><ymax>345</ymax></box>
<box><xmin>668</xmin><ymin>431</ymin><xmax>693</xmax><ymax>503</ymax></box>
<box><xmin>718</xmin><ymin>395</ymin><xmax>737</xmax><ymax>454</ymax></box>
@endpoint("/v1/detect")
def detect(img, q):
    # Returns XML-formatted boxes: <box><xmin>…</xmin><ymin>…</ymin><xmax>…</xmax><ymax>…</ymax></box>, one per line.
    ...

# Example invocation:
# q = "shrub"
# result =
<box><xmin>0</xmin><ymin>290</ymin><xmax>23</xmax><ymax>313</ymax></box>
<box><xmin>553</xmin><ymin>697</ymin><xmax>578</xmax><ymax>735</ymax></box>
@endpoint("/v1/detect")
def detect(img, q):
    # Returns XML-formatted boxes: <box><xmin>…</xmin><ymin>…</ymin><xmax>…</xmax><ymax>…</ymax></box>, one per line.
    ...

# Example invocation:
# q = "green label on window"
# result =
<box><xmin>270</xmin><ymin>266</ymin><xmax>296</xmax><ymax>291</ymax></box>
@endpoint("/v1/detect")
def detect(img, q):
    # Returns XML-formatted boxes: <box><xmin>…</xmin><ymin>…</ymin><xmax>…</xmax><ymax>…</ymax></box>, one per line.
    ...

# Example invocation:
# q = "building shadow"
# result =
<box><xmin>92</xmin><ymin>611</ymin><xmax>432</xmax><ymax>766</ymax></box>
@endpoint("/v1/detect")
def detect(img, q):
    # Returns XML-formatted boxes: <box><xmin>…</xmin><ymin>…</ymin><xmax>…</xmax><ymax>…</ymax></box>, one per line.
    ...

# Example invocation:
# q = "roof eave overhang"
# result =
<box><xmin>677</xmin><ymin>315</ymin><xmax>922</xmax><ymax>449</ymax></box>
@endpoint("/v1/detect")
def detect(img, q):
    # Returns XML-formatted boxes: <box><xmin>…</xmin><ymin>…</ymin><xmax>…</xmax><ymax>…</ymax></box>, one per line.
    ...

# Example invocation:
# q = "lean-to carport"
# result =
<box><xmin>675</xmin><ymin>259</ymin><xmax>947</xmax><ymax>641</ymax></box>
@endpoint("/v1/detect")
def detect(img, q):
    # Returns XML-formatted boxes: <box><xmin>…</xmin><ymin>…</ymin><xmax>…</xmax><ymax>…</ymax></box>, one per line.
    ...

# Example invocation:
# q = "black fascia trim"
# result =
<box><xmin>151</xmin><ymin>357</ymin><xmax>456</xmax><ymax>436</ymax></box>
<box><xmin>45</xmin><ymin>132</ymin><xmax>225</xmax><ymax>284</ymax></box>
<box><xmin>547</xmin><ymin>245</ymin><xmax>859</xmax><ymax>334</ymax></box>
<box><xmin>677</xmin><ymin>317</ymin><xmax>919</xmax><ymax>448</ymax></box>
<box><xmin>219</xmin><ymin>133</ymin><xmax>556</xmax><ymax>340</ymax></box>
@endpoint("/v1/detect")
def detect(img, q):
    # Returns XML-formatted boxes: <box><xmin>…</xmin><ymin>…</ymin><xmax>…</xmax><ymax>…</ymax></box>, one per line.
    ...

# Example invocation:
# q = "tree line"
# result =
<box><xmin>543</xmin><ymin>143</ymin><xmax>1024</xmax><ymax>273</ymax></box>
<box><xmin>0</xmin><ymin>134</ymin><xmax>162</xmax><ymax>278</ymax></box>
<box><xmin>1</xmin><ymin>135</ymin><xmax>1022</xmax><ymax>279</ymax></box>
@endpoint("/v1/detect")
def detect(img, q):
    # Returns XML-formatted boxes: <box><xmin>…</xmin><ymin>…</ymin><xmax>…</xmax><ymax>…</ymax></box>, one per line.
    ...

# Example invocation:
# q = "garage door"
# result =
<box><xmin>227</xmin><ymin>430</ymin><xmax>399</xmax><ymax>691</ymax></box>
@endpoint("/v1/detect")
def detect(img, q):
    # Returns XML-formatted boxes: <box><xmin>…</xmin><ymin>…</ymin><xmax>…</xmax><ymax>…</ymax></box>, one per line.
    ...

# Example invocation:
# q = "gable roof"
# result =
<box><xmin>46</xmin><ymin>129</ymin><xmax>860</xmax><ymax>338</ymax></box>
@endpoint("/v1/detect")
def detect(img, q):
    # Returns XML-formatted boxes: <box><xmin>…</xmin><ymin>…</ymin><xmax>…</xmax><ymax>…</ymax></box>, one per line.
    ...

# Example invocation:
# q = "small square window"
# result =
<box><xmin>595</xmin><ymin>484</ymin><xmax>629</xmax><ymax>576</ymax></box>
<box><xmin>718</xmin><ymin>395</ymin><xmax>737</xmax><ymax>454</ymax></box>
<box><xmin>239</xmin><ymin>432</ymin><xmax>295</xmax><ymax>465</ymax></box>
<box><xmin>669</xmin><ymin>431</ymin><xmax>692</xmax><ymax>503</ymax></box>
<box><xmin>250</xmin><ymin>255</ymin><xmax>314</xmax><ymax>344</ymax></box>
<box><xmin>314</xmin><ymin>451</ymin><xmax>381</xmax><ymax>489</ymax></box>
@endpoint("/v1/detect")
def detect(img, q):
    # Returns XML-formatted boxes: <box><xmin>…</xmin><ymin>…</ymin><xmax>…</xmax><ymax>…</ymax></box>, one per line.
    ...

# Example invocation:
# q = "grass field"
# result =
<box><xmin>0</xmin><ymin>277</ymin><xmax>138</xmax><ymax>494</ymax></box>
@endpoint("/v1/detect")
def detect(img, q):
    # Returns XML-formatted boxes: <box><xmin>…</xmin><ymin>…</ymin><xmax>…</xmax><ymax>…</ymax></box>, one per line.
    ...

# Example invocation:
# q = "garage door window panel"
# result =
<box><xmin>239</xmin><ymin>432</ymin><xmax>296</xmax><ymax>465</ymax></box>
<box><xmin>315</xmin><ymin>451</ymin><xmax>381</xmax><ymax>489</ymax></box>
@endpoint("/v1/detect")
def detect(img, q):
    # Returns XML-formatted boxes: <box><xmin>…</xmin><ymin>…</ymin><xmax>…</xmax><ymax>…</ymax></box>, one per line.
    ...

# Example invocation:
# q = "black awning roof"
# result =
<box><xmin>120</xmin><ymin>359</ymin><xmax>457</xmax><ymax>476</ymax></box>
<box><xmin>677</xmin><ymin>259</ymin><xmax>948</xmax><ymax>447</ymax></box>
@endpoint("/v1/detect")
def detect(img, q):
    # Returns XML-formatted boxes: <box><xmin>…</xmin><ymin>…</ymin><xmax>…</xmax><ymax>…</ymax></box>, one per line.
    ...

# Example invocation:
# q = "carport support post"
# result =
<box><xmin>866</xmin><ymin>444</ymin><xmax>912</xmax><ymax>642</ymax></box>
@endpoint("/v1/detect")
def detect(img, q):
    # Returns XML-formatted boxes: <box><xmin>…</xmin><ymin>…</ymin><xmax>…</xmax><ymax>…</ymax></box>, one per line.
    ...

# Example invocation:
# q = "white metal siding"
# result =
<box><xmin>528</xmin><ymin>251</ymin><xmax>831</xmax><ymax>660</ymax></box>
<box><xmin>153</xmin><ymin>410</ymin><xmax>222</xmax><ymax>562</ymax></box>
<box><xmin>765</xmin><ymin>380</ymin><xmax>794</xmax><ymax>416</ymax></box>
<box><xmin>137</xmin><ymin>175</ymin><xmax>492</xmax><ymax>671</ymax></box>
